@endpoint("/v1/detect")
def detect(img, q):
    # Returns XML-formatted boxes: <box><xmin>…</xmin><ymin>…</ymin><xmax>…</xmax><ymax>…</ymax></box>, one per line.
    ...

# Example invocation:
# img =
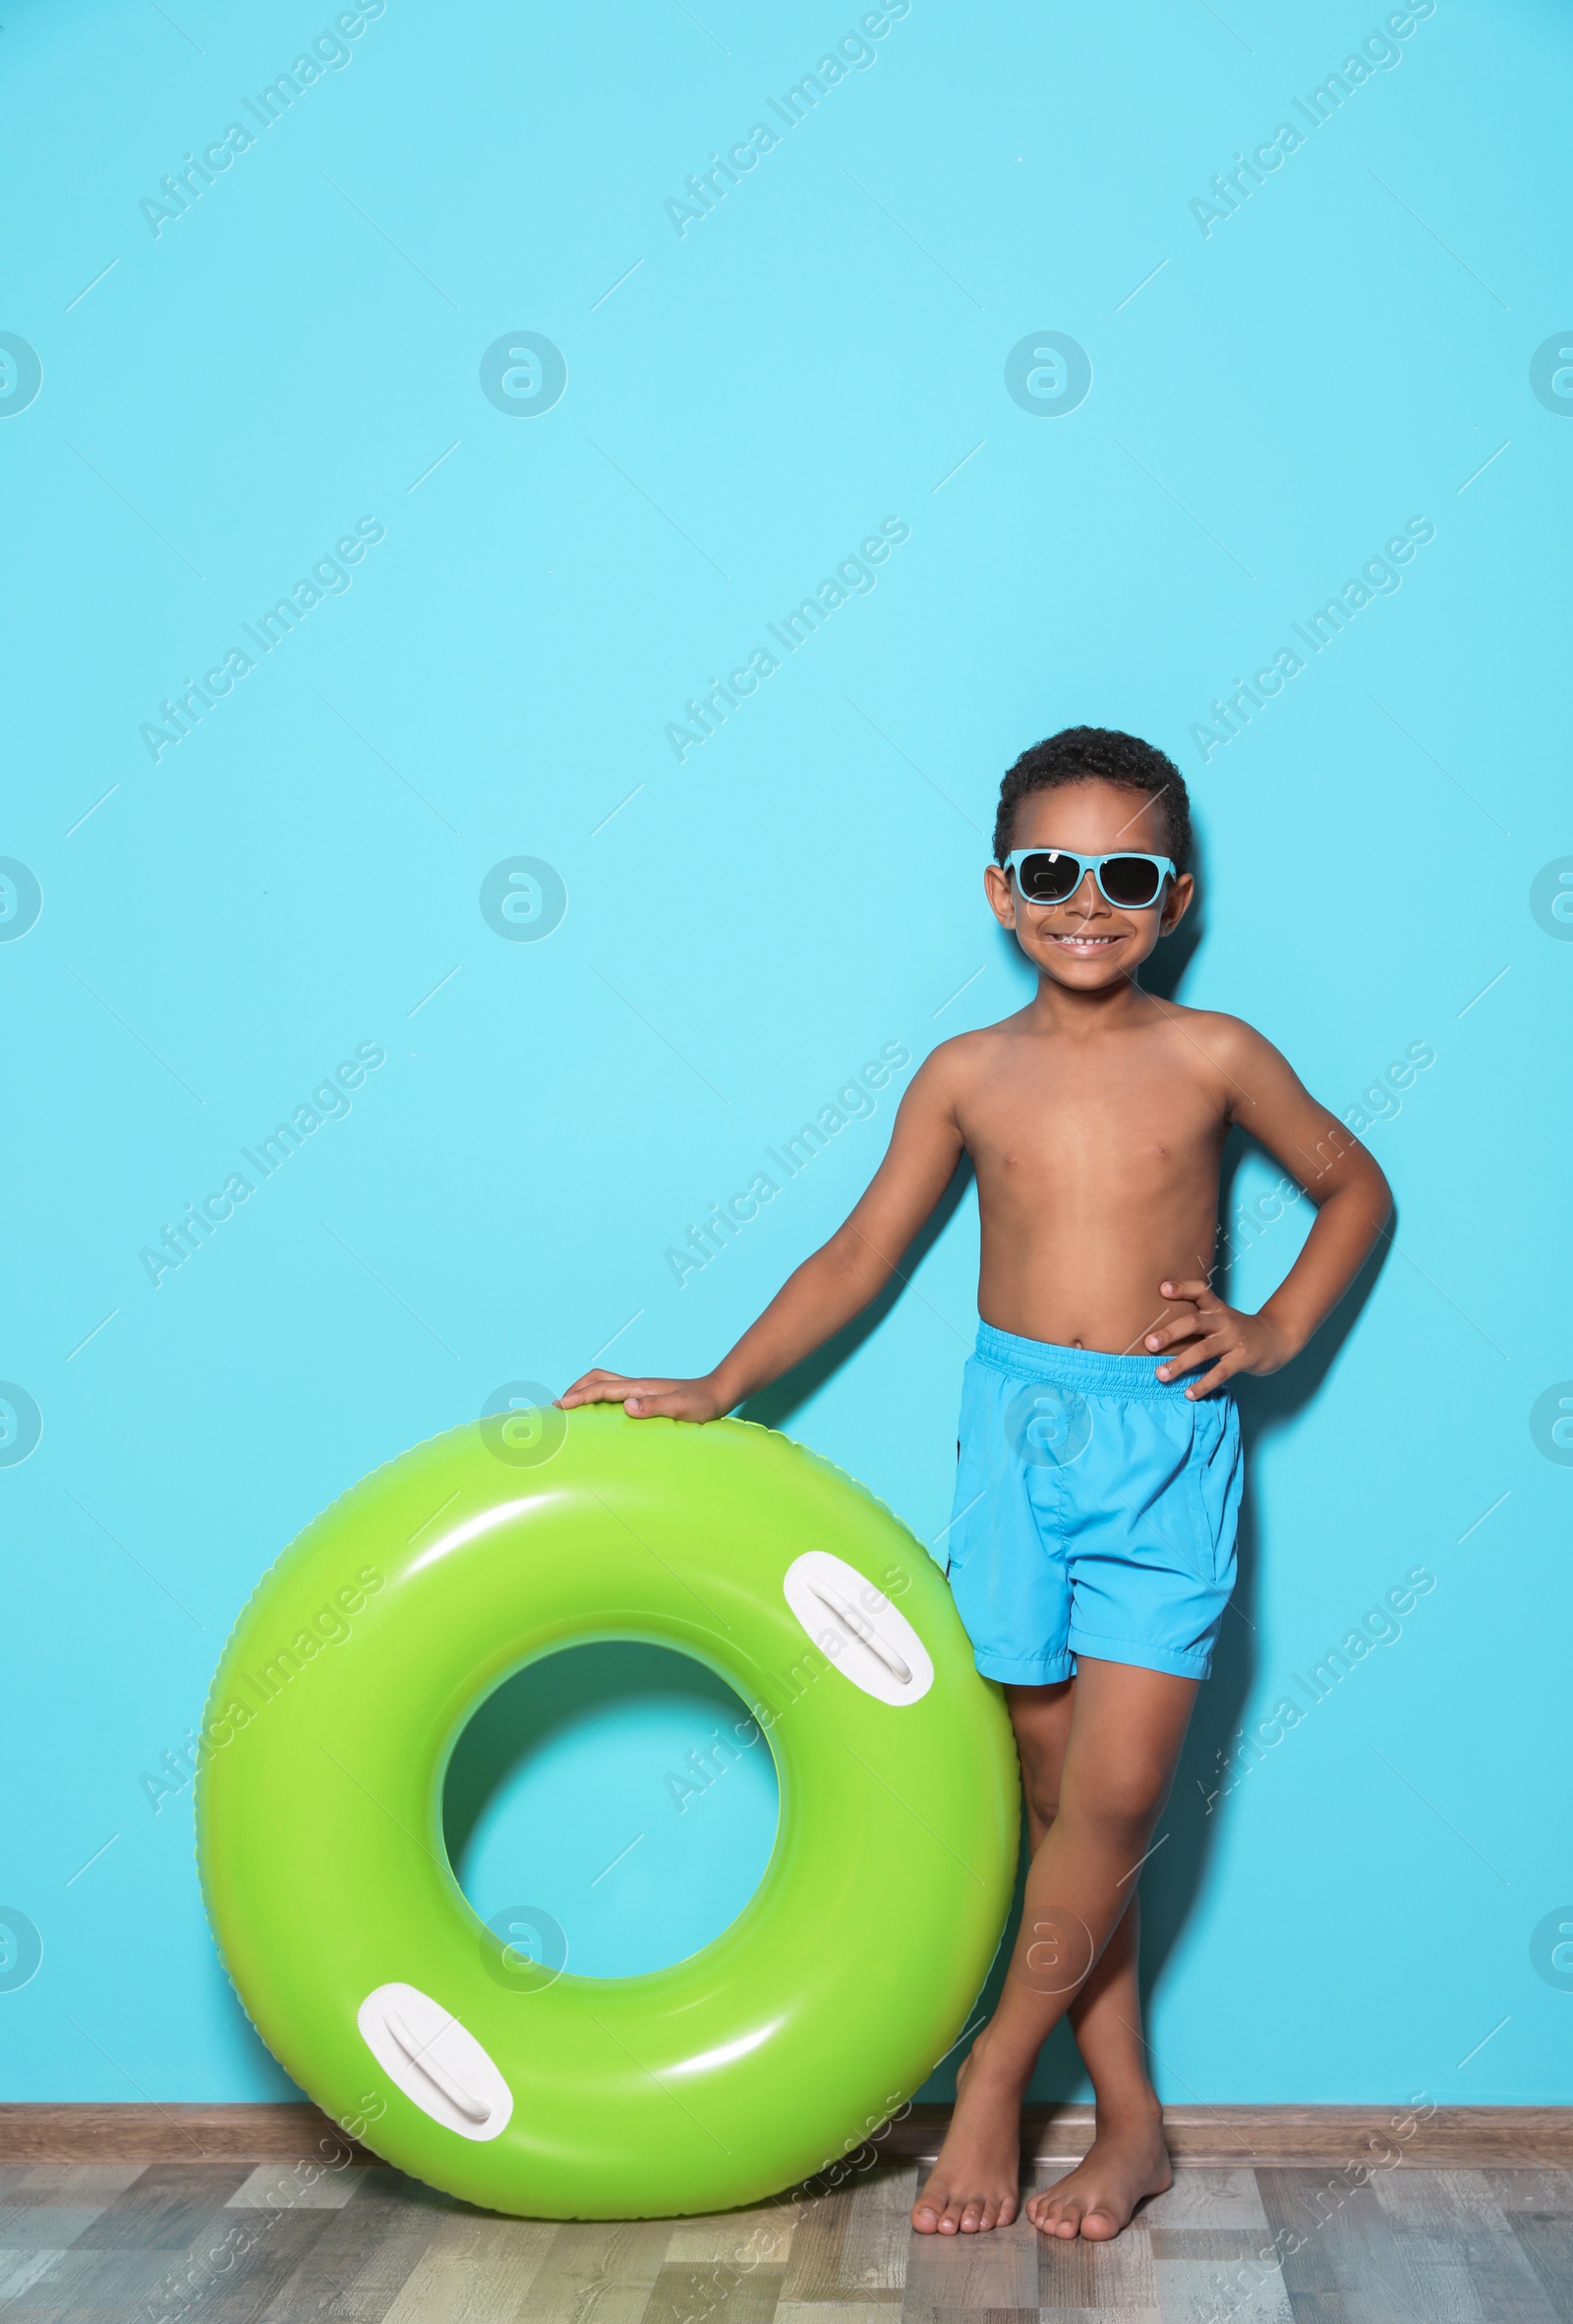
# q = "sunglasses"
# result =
<box><xmin>1002</xmin><ymin>847</ymin><xmax>1176</xmax><ymax>911</ymax></box>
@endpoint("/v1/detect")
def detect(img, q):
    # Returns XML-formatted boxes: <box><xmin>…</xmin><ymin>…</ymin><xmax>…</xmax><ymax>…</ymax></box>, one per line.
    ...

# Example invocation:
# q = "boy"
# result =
<box><xmin>559</xmin><ymin>726</ymin><xmax>1391</xmax><ymax>2241</ymax></box>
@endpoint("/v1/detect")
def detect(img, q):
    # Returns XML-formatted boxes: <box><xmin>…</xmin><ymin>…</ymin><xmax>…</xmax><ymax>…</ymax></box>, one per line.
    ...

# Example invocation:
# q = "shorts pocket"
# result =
<box><xmin>1184</xmin><ymin>1459</ymin><xmax>1222</xmax><ymax>1583</ymax></box>
<box><xmin>1184</xmin><ymin>1402</ymin><xmax>1240</xmax><ymax>1584</ymax></box>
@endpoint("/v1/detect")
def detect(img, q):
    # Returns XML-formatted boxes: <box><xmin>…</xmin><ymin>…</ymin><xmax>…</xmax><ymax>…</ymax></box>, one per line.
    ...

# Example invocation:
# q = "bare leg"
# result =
<box><xmin>911</xmin><ymin>1660</ymin><xmax>1194</xmax><ymax>2236</ymax></box>
<box><xmin>905</xmin><ymin>1680</ymin><xmax>1074</xmax><ymax>2238</ymax></box>
<box><xmin>1002</xmin><ymin>1682</ymin><xmax>1171</xmax><ymax>2238</ymax></box>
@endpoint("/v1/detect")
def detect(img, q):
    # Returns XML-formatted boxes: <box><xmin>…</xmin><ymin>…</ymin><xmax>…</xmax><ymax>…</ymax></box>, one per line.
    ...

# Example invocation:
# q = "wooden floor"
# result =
<box><xmin>1</xmin><ymin>2153</ymin><xmax>1570</xmax><ymax>2322</ymax></box>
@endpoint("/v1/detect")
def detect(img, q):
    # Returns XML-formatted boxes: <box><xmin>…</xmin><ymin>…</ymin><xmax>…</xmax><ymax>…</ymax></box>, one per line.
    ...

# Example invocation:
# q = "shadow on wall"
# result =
<box><xmin>1132</xmin><ymin>1213</ymin><xmax>1392</xmax><ymax>2095</ymax></box>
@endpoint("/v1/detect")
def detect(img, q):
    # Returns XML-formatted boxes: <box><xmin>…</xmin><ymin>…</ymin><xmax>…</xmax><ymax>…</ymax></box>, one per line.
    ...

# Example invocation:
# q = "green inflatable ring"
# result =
<box><xmin>197</xmin><ymin>1406</ymin><xmax>1018</xmax><ymax>2218</ymax></box>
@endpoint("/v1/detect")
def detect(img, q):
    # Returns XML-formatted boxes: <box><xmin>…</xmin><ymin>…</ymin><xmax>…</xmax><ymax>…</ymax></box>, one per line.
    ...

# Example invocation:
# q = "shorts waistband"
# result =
<box><xmin>974</xmin><ymin>1319</ymin><xmax>1195</xmax><ymax>1402</ymax></box>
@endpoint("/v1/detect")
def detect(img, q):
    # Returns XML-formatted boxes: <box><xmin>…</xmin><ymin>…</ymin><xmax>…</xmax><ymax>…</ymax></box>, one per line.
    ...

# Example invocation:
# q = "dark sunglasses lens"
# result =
<box><xmin>1100</xmin><ymin>856</ymin><xmax>1163</xmax><ymax>907</ymax></box>
<box><xmin>1017</xmin><ymin>851</ymin><xmax>1080</xmax><ymax>902</ymax></box>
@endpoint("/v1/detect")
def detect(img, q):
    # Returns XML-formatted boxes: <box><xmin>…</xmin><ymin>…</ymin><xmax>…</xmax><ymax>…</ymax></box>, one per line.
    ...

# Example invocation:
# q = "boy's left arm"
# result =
<box><xmin>1145</xmin><ymin>1018</ymin><xmax>1393</xmax><ymax>1399</ymax></box>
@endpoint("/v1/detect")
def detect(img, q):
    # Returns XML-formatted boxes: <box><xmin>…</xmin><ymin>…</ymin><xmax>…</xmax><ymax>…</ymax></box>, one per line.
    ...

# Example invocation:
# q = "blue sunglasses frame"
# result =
<box><xmin>1002</xmin><ymin>847</ymin><xmax>1177</xmax><ymax>910</ymax></box>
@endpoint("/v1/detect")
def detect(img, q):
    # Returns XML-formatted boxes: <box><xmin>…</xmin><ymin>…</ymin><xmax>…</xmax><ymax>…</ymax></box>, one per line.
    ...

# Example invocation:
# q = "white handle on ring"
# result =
<box><xmin>806</xmin><ymin>1578</ymin><xmax>913</xmax><ymax>1686</ymax></box>
<box><xmin>783</xmin><ymin>1551</ymin><xmax>934</xmax><ymax>1708</ymax></box>
<box><xmin>383</xmin><ymin>2005</ymin><xmax>491</xmax><ymax>2123</ymax></box>
<box><xmin>357</xmin><ymin>1982</ymin><xmax>512</xmax><ymax>2140</ymax></box>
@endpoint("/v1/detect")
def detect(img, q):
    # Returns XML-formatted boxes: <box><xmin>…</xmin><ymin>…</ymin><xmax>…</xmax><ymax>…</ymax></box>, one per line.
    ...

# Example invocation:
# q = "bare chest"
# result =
<box><xmin>959</xmin><ymin>1049</ymin><xmax>1226</xmax><ymax>1199</ymax></box>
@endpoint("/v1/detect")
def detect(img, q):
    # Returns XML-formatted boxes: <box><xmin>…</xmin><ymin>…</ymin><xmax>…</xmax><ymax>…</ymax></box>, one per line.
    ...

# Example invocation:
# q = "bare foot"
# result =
<box><xmin>1026</xmin><ymin>2103</ymin><xmax>1171</xmax><ymax>2240</ymax></box>
<box><xmin>910</xmin><ymin>2035</ymin><xmax>1025</xmax><ymax>2236</ymax></box>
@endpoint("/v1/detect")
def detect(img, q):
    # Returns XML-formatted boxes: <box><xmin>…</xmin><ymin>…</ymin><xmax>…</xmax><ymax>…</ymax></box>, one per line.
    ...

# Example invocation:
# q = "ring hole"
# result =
<box><xmin>441</xmin><ymin>1643</ymin><xmax>779</xmax><ymax>1979</ymax></box>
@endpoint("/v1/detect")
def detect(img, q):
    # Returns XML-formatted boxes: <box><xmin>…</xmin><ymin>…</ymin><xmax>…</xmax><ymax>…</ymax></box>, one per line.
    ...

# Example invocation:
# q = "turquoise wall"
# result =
<box><xmin>3</xmin><ymin>0</ymin><xmax>1569</xmax><ymax>2109</ymax></box>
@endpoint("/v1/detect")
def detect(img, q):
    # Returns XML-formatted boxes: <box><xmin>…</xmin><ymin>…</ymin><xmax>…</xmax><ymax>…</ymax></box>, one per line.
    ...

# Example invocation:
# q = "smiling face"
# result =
<box><xmin>983</xmin><ymin>780</ymin><xmax>1194</xmax><ymax>992</ymax></box>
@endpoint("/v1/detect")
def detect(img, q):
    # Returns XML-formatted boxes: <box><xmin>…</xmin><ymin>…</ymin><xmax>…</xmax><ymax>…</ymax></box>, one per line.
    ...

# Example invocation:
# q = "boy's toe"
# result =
<box><xmin>1078</xmin><ymin>2202</ymin><xmax>1121</xmax><ymax>2240</ymax></box>
<box><xmin>1027</xmin><ymin>2189</ymin><xmax>1082</xmax><ymax>2237</ymax></box>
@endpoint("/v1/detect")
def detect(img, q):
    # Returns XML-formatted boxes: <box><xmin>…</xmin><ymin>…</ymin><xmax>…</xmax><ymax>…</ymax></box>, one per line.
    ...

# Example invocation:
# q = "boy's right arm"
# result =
<box><xmin>557</xmin><ymin>1047</ymin><xmax>966</xmax><ymax>1421</ymax></box>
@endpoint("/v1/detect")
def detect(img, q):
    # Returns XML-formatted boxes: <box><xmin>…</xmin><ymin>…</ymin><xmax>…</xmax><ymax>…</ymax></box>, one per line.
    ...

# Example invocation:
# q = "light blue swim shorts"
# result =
<box><xmin>942</xmin><ymin>1321</ymin><xmax>1243</xmax><ymax>1686</ymax></box>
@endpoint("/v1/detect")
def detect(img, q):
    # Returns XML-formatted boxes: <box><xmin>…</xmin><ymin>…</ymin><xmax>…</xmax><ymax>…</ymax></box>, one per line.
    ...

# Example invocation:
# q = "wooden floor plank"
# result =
<box><xmin>0</xmin><ymin>2240</ymin><xmax>156</xmax><ymax>2321</ymax></box>
<box><xmin>1136</xmin><ymin>2171</ymin><xmax>1271</xmax><ymax>2232</ymax></box>
<box><xmin>1491</xmin><ymin>2174</ymin><xmax>1573</xmax><ymax>2217</ymax></box>
<box><xmin>779</xmin><ymin>2186</ymin><xmax>855</xmax><ymax>2302</ymax></box>
<box><xmin>254</xmin><ymin>2166</ymin><xmax>449</xmax><ymax>2324</ymax></box>
<box><xmin>70</xmin><ymin>2158</ymin><xmax>251</xmax><ymax>2250</ymax></box>
<box><xmin>7</xmin><ymin>2165</ymin><xmax>146</xmax><ymax>2205</ymax></box>
<box><xmin>643</xmin><ymin>2256</ymin><xmax>785</xmax><ymax>2324</ymax></box>
<box><xmin>1036</xmin><ymin>2212</ymin><xmax>1158</xmax><ymax>2311</ymax></box>
<box><xmin>1259</xmin><ymin>2172</ymin><xmax>1427</xmax><ymax>2324</ymax></box>
<box><xmin>1384</xmin><ymin>2230</ymin><xmax>1493</xmax><ymax>2324</ymax></box>
<box><xmin>0</xmin><ymin>2255</ymin><xmax>68</xmax><ymax>2308</ymax></box>
<box><xmin>0</xmin><ymin>2147</ymin><xmax>143</xmax><ymax>2258</ymax></box>
<box><xmin>1150</xmin><ymin>2245</ymin><xmax>1293</xmax><ymax>2324</ymax></box>
<box><xmin>1369</xmin><ymin>2167</ymin><xmax>1565</xmax><ymax>2318</ymax></box>
<box><xmin>776</xmin><ymin>2305</ymin><xmax>896</xmax><ymax>2324</ymax></box>
<box><xmin>1508</xmin><ymin>2215</ymin><xmax>1573</xmax><ymax>2322</ymax></box>
<box><xmin>1317</xmin><ymin>2186</ymin><xmax>1440</xmax><ymax>2324</ymax></box>
<box><xmin>903</xmin><ymin>2308</ymin><xmax>1037</xmax><ymax>2324</ymax></box>
<box><xmin>835</xmin><ymin>2163</ymin><xmax>918</xmax><ymax>2295</ymax></box>
<box><xmin>225</xmin><ymin>2159</ymin><xmax>366</xmax><ymax>2211</ymax></box>
<box><xmin>902</xmin><ymin>2209</ymin><xmax>1039</xmax><ymax>2319</ymax></box>
<box><xmin>1254</xmin><ymin>2163</ymin><xmax>1562</xmax><ymax>2324</ymax></box>
<box><xmin>0</xmin><ymin>2208</ymin><xmax>329</xmax><ymax>2323</ymax></box>
<box><xmin>183</xmin><ymin>2204</ymin><xmax>345</xmax><ymax>2323</ymax></box>
<box><xmin>1252</xmin><ymin>2170</ymin><xmax>1347</xmax><ymax>2306</ymax></box>
<box><xmin>1417</xmin><ymin>2228</ymin><xmax>1558</xmax><ymax>2324</ymax></box>
<box><xmin>0</xmin><ymin>2208</ymin><xmax>112</xmax><ymax>2253</ymax></box>
<box><xmin>1148</xmin><ymin>2228</ymin><xmax>1276</xmax><ymax>2263</ymax></box>
<box><xmin>1040</xmin><ymin>2309</ymin><xmax>1161</xmax><ymax>2324</ymax></box>
<box><xmin>510</xmin><ymin>2219</ymin><xmax>674</xmax><ymax>2324</ymax></box>
<box><xmin>1370</xmin><ymin>2167</ymin><xmax>1499</xmax><ymax>2230</ymax></box>
<box><xmin>377</xmin><ymin>2211</ymin><xmax>561</xmax><ymax>2324</ymax></box>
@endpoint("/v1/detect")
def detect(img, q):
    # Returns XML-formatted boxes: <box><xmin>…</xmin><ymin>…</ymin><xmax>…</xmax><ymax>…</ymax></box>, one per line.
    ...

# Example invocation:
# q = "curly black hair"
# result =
<box><xmin>993</xmin><ymin>726</ymin><xmax>1193</xmax><ymax>872</ymax></box>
